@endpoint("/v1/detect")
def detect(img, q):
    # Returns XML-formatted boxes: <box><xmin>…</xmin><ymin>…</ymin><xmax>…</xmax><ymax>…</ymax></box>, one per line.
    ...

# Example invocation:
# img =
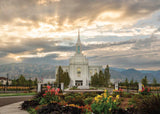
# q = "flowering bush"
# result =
<box><xmin>39</xmin><ymin>86</ymin><xmax>61</xmax><ymax>104</ymax></box>
<box><xmin>113</xmin><ymin>88</ymin><xmax>124</xmax><ymax>97</ymax></box>
<box><xmin>91</xmin><ymin>89</ymin><xmax>120</xmax><ymax>114</ymax></box>
<box><xmin>139</xmin><ymin>87</ymin><xmax>151</xmax><ymax>95</ymax></box>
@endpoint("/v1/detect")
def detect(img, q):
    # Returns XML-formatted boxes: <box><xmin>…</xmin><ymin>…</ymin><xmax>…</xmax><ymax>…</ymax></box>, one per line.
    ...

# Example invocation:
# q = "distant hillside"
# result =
<box><xmin>110</xmin><ymin>68</ymin><xmax>160</xmax><ymax>83</ymax></box>
<box><xmin>0</xmin><ymin>63</ymin><xmax>55</xmax><ymax>79</ymax></box>
<box><xmin>0</xmin><ymin>63</ymin><xmax>159</xmax><ymax>83</ymax></box>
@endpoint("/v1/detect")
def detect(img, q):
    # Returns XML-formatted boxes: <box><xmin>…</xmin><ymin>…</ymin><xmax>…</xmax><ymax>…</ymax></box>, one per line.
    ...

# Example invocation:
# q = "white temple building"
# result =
<box><xmin>55</xmin><ymin>30</ymin><xmax>102</xmax><ymax>87</ymax></box>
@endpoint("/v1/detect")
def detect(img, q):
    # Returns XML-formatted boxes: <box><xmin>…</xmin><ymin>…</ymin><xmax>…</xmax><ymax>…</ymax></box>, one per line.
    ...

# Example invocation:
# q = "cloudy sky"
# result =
<box><xmin>0</xmin><ymin>0</ymin><xmax>160</xmax><ymax>70</ymax></box>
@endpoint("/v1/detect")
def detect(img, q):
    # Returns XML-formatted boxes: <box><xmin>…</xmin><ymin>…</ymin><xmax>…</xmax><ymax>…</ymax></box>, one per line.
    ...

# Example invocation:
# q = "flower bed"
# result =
<box><xmin>22</xmin><ymin>86</ymin><xmax>160</xmax><ymax>114</ymax></box>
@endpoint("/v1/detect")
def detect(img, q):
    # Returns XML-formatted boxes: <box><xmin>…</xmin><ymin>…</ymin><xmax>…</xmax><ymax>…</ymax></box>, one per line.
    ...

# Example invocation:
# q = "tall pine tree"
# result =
<box><xmin>56</xmin><ymin>66</ymin><xmax>70</xmax><ymax>87</ymax></box>
<box><xmin>104</xmin><ymin>65</ymin><xmax>111</xmax><ymax>86</ymax></box>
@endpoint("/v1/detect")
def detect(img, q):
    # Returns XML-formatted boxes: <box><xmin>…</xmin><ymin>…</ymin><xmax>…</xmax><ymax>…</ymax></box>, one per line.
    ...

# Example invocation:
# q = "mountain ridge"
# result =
<box><xmin>0</xmin><ymin>63</ymin><xmax>159</xmax><ymax>83</ymax></box>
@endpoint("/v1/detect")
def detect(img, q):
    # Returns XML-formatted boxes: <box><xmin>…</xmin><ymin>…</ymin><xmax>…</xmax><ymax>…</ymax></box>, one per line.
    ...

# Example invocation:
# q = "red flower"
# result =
<box><xmin>57</xmin><ymin>88</ymin><xmax>60</xmax><ymax>92</ymax></box>
<box><xmin>45</xmin><ymin>90</ymin><xmax>48</xmax><ymax>93</ymax></box>
<box><xmin>47</xmin><ymin>86</ymin><xmax>51</xmax><ymax>89</ymax></box>
<box><xmin>43</xmin><ymin>94</ymin><xmax>46</xmax><ymax>96</ymax></box>
<box><xmin>55</xmin><ymin>91</ymin><xmax>58</xmax><ymax>95</ymax></box>
<box><xmin>51</xmin><ymin>88</ymin><xmax>55</xmax><ymax>93</ymax></box>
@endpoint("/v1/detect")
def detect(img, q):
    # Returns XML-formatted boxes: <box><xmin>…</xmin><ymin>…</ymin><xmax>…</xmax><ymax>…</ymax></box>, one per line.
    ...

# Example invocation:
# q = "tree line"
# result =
<box><xmin>12</xmin><ymin>75</ymin><xmax>38</xmax><ymax>86</ymax></box>
<box><xmin>120</xmin><ymin>76</ymin><xmax>160</xmax><ymax>87</ymax></box>
<box><xmin>91</xmin><ymin>65</ymin><xmax>111</xmax><ymax>87</ymax></box>
<box><xmin>55</xmin><ymin>66</ymin><xmax>70</xmax><ymax>88</ymax></box>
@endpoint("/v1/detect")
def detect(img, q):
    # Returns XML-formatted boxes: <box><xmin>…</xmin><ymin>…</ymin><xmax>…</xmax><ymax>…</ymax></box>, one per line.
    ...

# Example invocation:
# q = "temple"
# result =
<box><xmin>55</xmin><ymin>30</ymin><xmax>102</xmax><ymax>87</ymax></box>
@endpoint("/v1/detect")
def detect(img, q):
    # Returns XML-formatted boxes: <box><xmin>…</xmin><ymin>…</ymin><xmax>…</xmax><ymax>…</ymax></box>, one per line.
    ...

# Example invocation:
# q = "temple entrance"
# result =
<box><xmin>75</xmin><ymin>80</ymin><xmax>83</xmax><ymax>86</ymax></box>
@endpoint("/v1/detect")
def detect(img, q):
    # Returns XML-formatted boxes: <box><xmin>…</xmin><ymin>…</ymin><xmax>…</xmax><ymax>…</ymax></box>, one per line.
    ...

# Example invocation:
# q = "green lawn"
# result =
<box><xmin>0</xmin><ymin>92</ymin><xmax>36</xmax><ymax>97</ymax></box>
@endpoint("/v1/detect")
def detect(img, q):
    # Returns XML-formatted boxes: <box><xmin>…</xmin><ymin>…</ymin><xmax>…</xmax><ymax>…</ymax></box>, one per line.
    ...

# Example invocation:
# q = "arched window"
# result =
<box><xmin>77</xmin><ymin>67</ymin><xmax>81</xmax><ymax>77</ymax></box>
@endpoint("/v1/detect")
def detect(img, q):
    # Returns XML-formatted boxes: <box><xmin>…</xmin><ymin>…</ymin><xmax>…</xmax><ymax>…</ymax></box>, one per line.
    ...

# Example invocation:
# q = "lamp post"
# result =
<box><xmin>6</xmin><ymin>73</ymin><xmax>9</xmax><ymax>87</ymax></box>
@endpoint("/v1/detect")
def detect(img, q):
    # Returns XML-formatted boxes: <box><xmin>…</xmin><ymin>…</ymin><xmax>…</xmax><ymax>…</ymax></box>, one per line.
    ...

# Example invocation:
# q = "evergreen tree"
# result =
<box><xmin>63</xmin><ymin>72</ymin><xmax>70</xmax><ymax>87</ymax></box>
<box><xmin>125</xmin><ymin>78</ymin><xmax>129</xmax><ymax>87</ymax></box>
<box><xmin>34</xmin><ymin>78</ymin><xmax>38</xmax><ymax>86</ymax></box>
<box><xmin>99</xmin><ymin>70</ymin><xmax>104</xmax><ymax>87</ymax></box>
<box><xmin>130</xmin><ymin>78</ymin><xmax>134</xmax><ymax>86</ymax></box>
<box><xmin>104</xmin><ymin>65</ymin><xmax>111</xmax><ymax>86</ymax></box>
<box><xmin>17</xmin><ymin>75</ymin><xmax>27</xmax><ymax>86</ymax></box>
<box><xmin>91</xmin><ymin>73</ymin><xmax>99</xmax><ymax>87</ymax></box>
<box><xmin>56</xmin><ymin>66</ymin><xmax>64</xmax><ymax>85</ymax></box>
<box><xmin>152</xmin><ymin>78</ymin><xmax>157</xmax><ymax>86</ymax></box>
<box><xmin>141</xmin><ymin>76</ymin><xmax>148</xmax><ymax>86</ymax></box>
<box><xmin>56</xmin><ymin>66</ymin><xmax>70</xmax><ymax>87</ymax></box>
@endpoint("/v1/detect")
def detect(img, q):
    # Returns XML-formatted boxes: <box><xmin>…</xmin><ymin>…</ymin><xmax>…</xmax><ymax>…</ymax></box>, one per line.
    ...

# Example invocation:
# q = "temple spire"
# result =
<box><xmin>77</xmin><ymin>28</ymin><xmax>81</xmax><ymax>43</ymax></box>
<box><xmin>76</xmin><ymin>29</ymin><xmax>82</xmax><ymax>54</ymax></box>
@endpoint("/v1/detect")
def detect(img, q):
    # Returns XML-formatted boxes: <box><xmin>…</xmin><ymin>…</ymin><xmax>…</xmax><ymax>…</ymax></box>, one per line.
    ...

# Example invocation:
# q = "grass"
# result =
<box><xmin>0</xmin><ymin>92</ymin><xmax>36</xmax><ymax>97</ymax></box>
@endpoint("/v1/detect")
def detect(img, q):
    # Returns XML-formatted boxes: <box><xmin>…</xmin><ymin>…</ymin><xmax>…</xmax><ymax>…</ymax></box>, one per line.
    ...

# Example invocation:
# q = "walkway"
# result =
<box><xmin>0</xmin><ymin>95</ymin><xmax>33</xmax><ymax>107</ymax></box>
<box><xmin>0</xmin><ymin>101</ymin><xmax>29</xmax><ymax>114</ymax></box>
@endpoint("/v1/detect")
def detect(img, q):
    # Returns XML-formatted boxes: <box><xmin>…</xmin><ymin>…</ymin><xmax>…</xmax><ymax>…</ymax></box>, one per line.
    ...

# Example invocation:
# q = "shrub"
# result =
<box><xmin>70</xmin><ymin>86</ymin><xmax>78</xmax><ymax>90</ymax></box>
<box><xmin>21</xmin><ymin>100</ymin><xmax>39</xmax><ymax>110</ymax></box>
<box><xmin>84</xmin><ymin>97</ymin><xmax>93</xmax><ymax>105</ymax></box>
<box><xmin>39</xmin><ymin>86</ymin><xmax>61</xmax><ymax>105</ymax></box>
<box><xmin>139</xmin><ymin>87</ymin><xmax>151</xmax><ymax>95</ymax></box>
<box><xmin>91</xmin><ymin>89</ymin><xmax>120</xmax><ymax>114</ymax></box>
<box><xmin>83</xmin><ymin>92</ymin><xmax>97</xmax><ymax>98</ymax></box>
<box><xmin>112</xmin><ymin>88</ymin><xmax>124</xmax><ymax>97</ymax></box>
<box><xmin>64</xmin><ymin>95</ymin><xmax>74</xmax><ymax>102</ymax></box>
<box><xmin>137</xmin><ymin>94</ymin><xmax>160</xmax><ymax>114</ymax></box>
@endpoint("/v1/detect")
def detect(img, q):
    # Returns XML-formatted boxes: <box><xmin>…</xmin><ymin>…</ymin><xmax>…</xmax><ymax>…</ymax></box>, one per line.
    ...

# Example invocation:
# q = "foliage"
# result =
<box><xmin>37</xmin><ymin>103</ymin><xmax>82</xmax><ymax>114</ymax></box>
<box><xmin>56</xmin><ymin>66</ymin><xmax>70</xmax><ymax>88</ymax></box>
<box><xmin>91</xmin><ymin>65</ymin><xmax>111</xmax><ymax>87</ymax></box>
<box><xmin>84</xmin><ymin>97</ymin><xmax>93</xmax><ymax>105</ymax></box>
<box><xmin>83</xmin><ymin>92</ymin><xmax>97</xmax><ymax>98</ymax></box>
<box><xmin>104</xmin><ymin>65</ymin><xmax>111</xmax><ymax>86</ymax></box>
<box><xmin>69</xmin><ymin>86</ymin><xmax>78</xmax><ymax>90</ymax></box>
<box><xmin>64</xmin><ymin>94</ymin><xmax>85</xmax><ymax>106</ymax></box>
<box><xmin>27</xmin><ymin>107</ymin><xmax>37</xmax><ymax>114</ymax></box>
<box><xmin>12</xmin><ymin>75</ymin><xmax>36</xmax><ymax>86</ymax></box>
<box><xmin>152</xmin><ymin>77</ymin><xmax>157</xmax><ymax>86</ymax></box>
<box><xmin>112</xmin><ymin>88</ymin><xmax>124</xmax><ymax>97</ymax></box>
<box><xmin>21</xmin><ymin>100</ymin><xmax>39</xmax><ymax>110</ymax></box>
<box><xmin>139</xmin><ymin>86</ymin><xmax>151</xmax><ymax>95</ymax></box>
<box><xmin>91</xmin><ymin>89</ymin><xmax>120</xmax><ymax>114</ymax></box>
<box><xmin>39</xmin><ymin>86</ymin><xmax>61</xmax><ymax>105</ymax></box>
<box><xmin>141</xmin><ymin>76</ymin><xmax>148</xmax><ymax>86</ymax></box>
<box><xmin>128</xmin><ymin>94</ymin><xmax>144</xmax><ymax>109</ymax></box>
<box><xmin>137</xmin><ymin>94</ymin><xmax>160</xmax><ymax>114</ymax></box>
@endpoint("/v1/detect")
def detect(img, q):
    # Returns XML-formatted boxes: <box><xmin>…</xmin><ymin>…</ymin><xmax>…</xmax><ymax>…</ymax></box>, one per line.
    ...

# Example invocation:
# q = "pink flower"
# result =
<box><xmin>57</xmin><ymin>88</ymin><xmax>60</xmax><ymax>92</ymax></box>
<box><xmin>45</xmin><ymin>91</ymin><xmax>48</xmax><ymax>93</ymax></box>
<box><xmin>43</xmin><ymin>94</ymin><xmax>46</xmax><ymax>96</ymax></box>
<box><xmin>47</xmin><ymin>86</ymin><xmax>51</xmax><ymax>89</ymax></box>
<box><xmin>55</xmin><ymin>91</ymin><xmax>58</xmax><ymax>95</ymax></box>
<box><xmin>51</xmin><ymin>88</ymin><xmax>55</xmax><ymax>92</ymax></box>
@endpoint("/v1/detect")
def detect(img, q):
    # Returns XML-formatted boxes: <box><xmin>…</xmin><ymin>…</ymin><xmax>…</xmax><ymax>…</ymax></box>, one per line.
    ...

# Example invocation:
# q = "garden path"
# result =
<box><xmin>0</xmin><ymin>101</ymin><xmax>28</xmax><ymax>114</ymax></box>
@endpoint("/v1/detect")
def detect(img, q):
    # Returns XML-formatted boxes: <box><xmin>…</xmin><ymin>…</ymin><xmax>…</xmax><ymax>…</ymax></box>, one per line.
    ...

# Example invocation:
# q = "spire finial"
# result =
<box><xmin>77</xmin><ymin>28</ymin><xmax>81</xmax><ymax>43</ymax></box>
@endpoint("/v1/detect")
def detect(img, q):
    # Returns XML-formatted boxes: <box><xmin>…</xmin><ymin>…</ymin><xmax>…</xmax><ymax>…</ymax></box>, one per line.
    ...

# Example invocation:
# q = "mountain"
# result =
<box><xmin>0</xmin><ymin>63</ymin><xmax>55</xmax><ymax>79</ymax></box>
<box><xmin>110</xmin><ymin>68</ymin><xmax>160</xmax><ymax>83</ymax></box>
<box><xmin>0</xmin><ymin>63</ymin><xmax>159</xmax><ymax>83</ymax></box>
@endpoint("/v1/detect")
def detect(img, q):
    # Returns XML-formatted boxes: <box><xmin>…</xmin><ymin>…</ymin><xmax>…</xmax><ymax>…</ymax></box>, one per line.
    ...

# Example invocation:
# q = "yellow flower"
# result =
<box><xmin>109</xmin><ymin>108</ymin><xmax>112</xmax><ymax>112</ymax></box>
<box><xmin>114</xmin><ymin>100</ymin><xmax>116</xmax><ymax>102</ymax></box>
<box><xmin>116</xmin><ymin>95</ymin><xmax>119</xmax><ymax>99</ymax></box>
<box><xmin>104</xmin><ymin>89</ymin><xmax>107</xmax><ymax>93</ymax></box>
<box><xmin>109</xmin><ymin>96</ymin><xmax>113</xmax><ymax>99</ymax></box>
<box><xmin>104</xmin><ymin>93</ymin><xmax>107</xmax><ymax>98</ymax></box>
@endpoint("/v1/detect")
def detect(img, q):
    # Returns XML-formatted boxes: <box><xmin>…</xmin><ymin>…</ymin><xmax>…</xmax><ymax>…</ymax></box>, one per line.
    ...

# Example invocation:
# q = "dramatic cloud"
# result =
<box><xmin>0</xmin><ymin>0</ymin><xmax>160</xmax><ymax>70</ymax></box>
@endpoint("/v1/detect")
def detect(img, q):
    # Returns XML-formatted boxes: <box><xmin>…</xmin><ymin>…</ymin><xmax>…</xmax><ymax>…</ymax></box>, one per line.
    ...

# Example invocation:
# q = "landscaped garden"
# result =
<box><xmin>21</xmin><ymin>85</ymin><xmax>160</xmax><ymax>114</ymax></box>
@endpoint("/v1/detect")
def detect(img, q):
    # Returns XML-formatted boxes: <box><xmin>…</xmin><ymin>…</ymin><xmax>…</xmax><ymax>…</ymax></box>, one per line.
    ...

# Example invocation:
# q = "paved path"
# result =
<box><xmin>0</xmin><ymin>96</ymin><xmax>33</xmax><ymax>107</ymax></box>
<box><xmin>0</xmin><ymin>101</ymin><xmax>29</xmax><ymax>114</ymax></box>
